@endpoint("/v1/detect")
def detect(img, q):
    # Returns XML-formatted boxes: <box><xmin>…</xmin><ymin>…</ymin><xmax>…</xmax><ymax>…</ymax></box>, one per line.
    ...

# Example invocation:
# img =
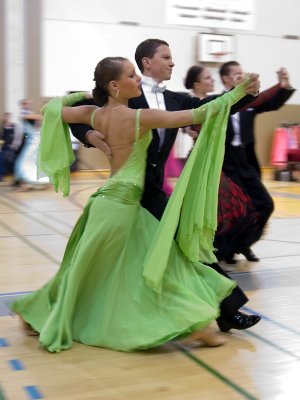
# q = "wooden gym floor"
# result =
<box><xmin>0</xmin><ymin>170</ymin><xmax>300</xmax><ymax>400</ymax></box>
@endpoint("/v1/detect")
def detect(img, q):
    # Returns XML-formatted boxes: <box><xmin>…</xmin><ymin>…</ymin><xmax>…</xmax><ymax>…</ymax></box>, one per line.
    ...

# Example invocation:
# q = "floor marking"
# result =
<box><xmin>0</xmin><ymin>338</ymin><xmax>10</xmax><ymax>347</ymax></box>
<box><xmin>24</xmin><ymin>386</ymin><xmax>44</xmax><ymax>400</ymax></box>
<box><xmin>8</xmin><ymin>359</ymin><xmax>25</xmax><ymax>371</ymax></box>
<box><xmin>174</xmin><ymin>343</ymin><xmax>258</xmax><ymax>400</ymax></box>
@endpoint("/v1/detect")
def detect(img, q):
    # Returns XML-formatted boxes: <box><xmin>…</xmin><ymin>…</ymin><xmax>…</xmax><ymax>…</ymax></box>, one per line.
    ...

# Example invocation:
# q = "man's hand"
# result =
<box><xmin>277</xmin><ymin>67</ymin><xmax>291</xmax><ymax>88</ymax></box>
<box><xmin>86</xmin><ymin>130</ymin><xmax>112</xmax><ymax>159</ymax></box>
<box><xmin>243</xmin><ymin>73</ymin><xmax>260</xmax><ymax>95</ymax></box>
<box><xmin>183</xmin><ymin>126</ymin><xmax>199</xmax><ymax>139</ymax></box>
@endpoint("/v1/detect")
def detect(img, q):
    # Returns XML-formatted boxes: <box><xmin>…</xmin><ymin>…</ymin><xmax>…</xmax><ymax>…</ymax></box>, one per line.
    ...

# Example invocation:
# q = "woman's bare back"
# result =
<box><xmin>92</xmin><ymin>106</ymin><xmax>139</xmax><ymax>175</ymax></box>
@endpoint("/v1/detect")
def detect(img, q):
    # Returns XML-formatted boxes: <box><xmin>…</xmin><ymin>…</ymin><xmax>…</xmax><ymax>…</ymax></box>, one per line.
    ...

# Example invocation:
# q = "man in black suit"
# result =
<box><xmin>70</xmin><ymin>38</ymin><xmax>261</xmax><ymax>332</ymax></box>
<box><xmin>219</xmin><ymin>61</ymin><xmax>295</xmax><ymax>263</ymax></box>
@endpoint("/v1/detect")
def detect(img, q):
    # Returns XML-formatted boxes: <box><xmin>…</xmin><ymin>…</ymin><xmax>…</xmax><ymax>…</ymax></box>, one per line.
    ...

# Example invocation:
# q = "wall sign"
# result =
<box><xmin>166</xmin><ymin>0</ymin><xmax>254</xmax><ymax>31</ymax></box>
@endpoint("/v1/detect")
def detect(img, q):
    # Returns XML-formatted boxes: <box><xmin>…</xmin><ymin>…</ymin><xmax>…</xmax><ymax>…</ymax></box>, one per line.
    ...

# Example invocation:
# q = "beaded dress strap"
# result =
<box><xmin>135</xmin><ymin>109</ymin><xmax>141</xmax><ymax>141</ymax></box>
<box><xmin>90</xmin><ymin>107</ymin><xmax>100</xmax><ymax>129</ymax></box>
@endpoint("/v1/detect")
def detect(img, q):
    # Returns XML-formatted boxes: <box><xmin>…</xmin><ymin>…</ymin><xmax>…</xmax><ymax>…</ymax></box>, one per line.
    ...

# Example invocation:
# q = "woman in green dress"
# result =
<box><xmin>11</xmin><ymin>56</ymin><xmax>253</xmax><ymax>353</ymax></box>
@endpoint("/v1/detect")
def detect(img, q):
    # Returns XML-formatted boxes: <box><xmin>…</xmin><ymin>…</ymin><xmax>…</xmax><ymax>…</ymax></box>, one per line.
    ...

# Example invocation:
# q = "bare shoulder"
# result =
<box><xmin>92</xmin><ymin>105</ymin><xmax>136</xmax><ymax>130</ymax></box>
<box><xmin>116</xmin><ymin>107</ymin><xmax>138</xmax><ymax>123</ymax></box>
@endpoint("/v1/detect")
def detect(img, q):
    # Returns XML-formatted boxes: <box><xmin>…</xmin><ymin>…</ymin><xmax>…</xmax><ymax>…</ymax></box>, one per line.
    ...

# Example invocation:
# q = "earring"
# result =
<box><xmin>115</xmin><ymin>89</ymin><xmax>119</xmax><ymax>99</ymax></box>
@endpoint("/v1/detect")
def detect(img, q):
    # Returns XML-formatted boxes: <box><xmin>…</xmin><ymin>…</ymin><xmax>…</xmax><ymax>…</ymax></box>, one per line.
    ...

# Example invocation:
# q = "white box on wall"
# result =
<box><xmin>197</xmin><ymin>33</ymin><xmax>235</xmax><ymax>63</ymax></box>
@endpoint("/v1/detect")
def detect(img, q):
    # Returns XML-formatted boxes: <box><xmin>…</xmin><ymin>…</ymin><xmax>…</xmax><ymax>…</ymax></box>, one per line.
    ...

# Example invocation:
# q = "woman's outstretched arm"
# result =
<box><xmin>140</xmin><ymin>74</ymin><xmax>252</xmax><ymax>132</ymax></box>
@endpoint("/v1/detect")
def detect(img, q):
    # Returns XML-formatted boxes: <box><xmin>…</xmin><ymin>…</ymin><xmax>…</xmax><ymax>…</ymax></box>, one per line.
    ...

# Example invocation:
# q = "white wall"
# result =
<box><xmin>41</xmin><ymin>0</ymin><xmax>300</xmax><ymax>102</ymax></box>
<box><xmin>4</xmin><ymin>0</ymin><xmax>26</xmax><ymax>119</ymax></box>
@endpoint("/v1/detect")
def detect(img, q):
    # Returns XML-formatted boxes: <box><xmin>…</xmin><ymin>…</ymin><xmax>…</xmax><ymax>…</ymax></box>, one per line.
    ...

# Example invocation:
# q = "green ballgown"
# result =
<box><xmin>11</xmin><ymin>82</ymin><xmax>249</xmax><ymax>352</ymax></box>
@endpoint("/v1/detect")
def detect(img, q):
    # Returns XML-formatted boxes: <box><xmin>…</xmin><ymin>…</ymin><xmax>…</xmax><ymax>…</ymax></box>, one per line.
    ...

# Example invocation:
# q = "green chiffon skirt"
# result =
<box><xmin>11</xmin><ymin>181</ymin><xmax>235</xmax><ymax>353</ymax></box>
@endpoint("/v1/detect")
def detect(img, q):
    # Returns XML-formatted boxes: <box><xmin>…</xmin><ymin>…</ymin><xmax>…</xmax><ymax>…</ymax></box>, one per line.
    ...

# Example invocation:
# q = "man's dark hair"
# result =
<box><xmin>135</xmin><ymin>39</ymin><xmax>169</xmax><ymax>73</ymax></box>
<box><xmin>219</xmin><ymin>61</ymin><xmax>240</xmax><ymax>78</ymax></box>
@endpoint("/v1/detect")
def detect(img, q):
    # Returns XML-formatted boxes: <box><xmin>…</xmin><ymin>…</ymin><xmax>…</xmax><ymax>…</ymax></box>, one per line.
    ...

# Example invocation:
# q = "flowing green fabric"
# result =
<box><xmin>10</xmin><ymin>82</ymin><xmax>249</xmax><ymax>352</ymax></box>
<box><xmin>11</xmin><ymin>109</ymin><xmax>236</xmax><ymax>353</ymax></box>
<box><xmin>37</xmin><ymin>92</ymin><xmax>87</xmax><ymax>197</ymax></box>
<box><xmin>143</xmin><ymin>79</ymin><xmax>249</xmax><ymax>293</ymax></box>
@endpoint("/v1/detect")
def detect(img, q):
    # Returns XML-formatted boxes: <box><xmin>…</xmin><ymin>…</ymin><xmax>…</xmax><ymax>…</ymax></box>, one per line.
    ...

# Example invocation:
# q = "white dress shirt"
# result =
<box><xmin>230</xmin><ymin>112</ymin><xmax>242</xmax><ymax>146</ymax></box>
<box><xmin>141</xmin><ymin>76</ymin><xmax>166</xmax><ymax>150</ymax></box>
<box><xmin>223</xmin><ymin>88</ymin><xmax>242</xmax><ymax>147</ymax></box>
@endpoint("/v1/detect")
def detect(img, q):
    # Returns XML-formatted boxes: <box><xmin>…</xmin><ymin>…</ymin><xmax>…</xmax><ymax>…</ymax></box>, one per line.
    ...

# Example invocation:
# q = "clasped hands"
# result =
<box><xmin>235</xmin><ymin>72</ymin><xmax>260</xmax><ymax>95</ymax></box>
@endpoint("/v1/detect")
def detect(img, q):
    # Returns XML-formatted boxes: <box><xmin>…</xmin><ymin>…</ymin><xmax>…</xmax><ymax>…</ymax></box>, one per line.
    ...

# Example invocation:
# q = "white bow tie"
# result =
<box><xmin>151</xmin><ymin>83</ymin><xmax>166</xmax><ymax>93</ymax></box>
<box><xmin>142</xmin><ymin>79</ymin><xmax>167</xmax><ymax>93</ymax></box>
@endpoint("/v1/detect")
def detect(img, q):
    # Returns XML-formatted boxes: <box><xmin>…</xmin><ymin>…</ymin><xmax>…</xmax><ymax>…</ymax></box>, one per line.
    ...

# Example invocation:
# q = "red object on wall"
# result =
<box><xmin>287</xmin><ymin>125</ymin><xmax>300</xmax><ymax>162</ymax></box>
<box><xmin>271</xmin><ymin>125</ymin><xmax>300</xmax><ymax>168</ymax></box>
<box><xmin>270</xmin><ymin>127</ymin><xmax>289</xmax><ymax>167</ymax></box>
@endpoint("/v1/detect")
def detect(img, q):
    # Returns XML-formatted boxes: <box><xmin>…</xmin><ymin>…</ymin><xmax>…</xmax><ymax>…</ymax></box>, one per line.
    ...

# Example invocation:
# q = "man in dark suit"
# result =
<box><xmin>219</xmin><ymin>61</ymin><xmax>295</xmax><ymax>263</ymax></box>
<box><xmin>70</xmin><ymin>38</ymin><xmax>261</xmax><ymax>332</ymax></box>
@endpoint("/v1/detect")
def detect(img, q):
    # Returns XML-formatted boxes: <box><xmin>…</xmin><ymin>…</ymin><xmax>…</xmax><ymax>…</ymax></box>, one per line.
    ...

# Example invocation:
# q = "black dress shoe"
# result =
<box><xmin>241</xmin><ymin>248</ymin><xmax>259</xmax><ymax>262</ymax></box>
<box><xmin>224</xmin><ymin>255</ymin><xmax>237</xmax><ymax>264</ymax></box>
<box><xmin>217</xmin><ymin>311</ymin><xmax>261</xmax><ymax>332</ymax></box>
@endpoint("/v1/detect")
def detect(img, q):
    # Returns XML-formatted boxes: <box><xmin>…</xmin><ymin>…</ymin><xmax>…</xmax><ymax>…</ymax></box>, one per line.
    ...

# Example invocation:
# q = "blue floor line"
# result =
<box><xmin>0</xmin><ymin>338</ymin><xmax>10</xmax><ymax>347</ymax></box>
<box><xmin>0</xmin><ymin>291</ymin><xmax>33</xmax><ymax>297</ymax></box>
<box><xmin>8</xmin><ymin>359</ymin><xmax>25</xmax><ymax>371</ymax></box>
<box><xmin>242</xmin><ymin>305</ymin><xmax>300</xmax><ymax>336</ymax></box>
<box><xmin>24</xmin><ymin>386</ymin><xmax>44</xmax><ymax>400</ymax></box>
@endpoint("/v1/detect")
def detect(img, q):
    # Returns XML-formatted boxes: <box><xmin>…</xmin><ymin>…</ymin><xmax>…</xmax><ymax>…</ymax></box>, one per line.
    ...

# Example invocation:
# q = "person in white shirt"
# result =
<box><xmin>219</xmin><ymin>61</ymin><xmax>295</xmax><ymax>264</ymax></box>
